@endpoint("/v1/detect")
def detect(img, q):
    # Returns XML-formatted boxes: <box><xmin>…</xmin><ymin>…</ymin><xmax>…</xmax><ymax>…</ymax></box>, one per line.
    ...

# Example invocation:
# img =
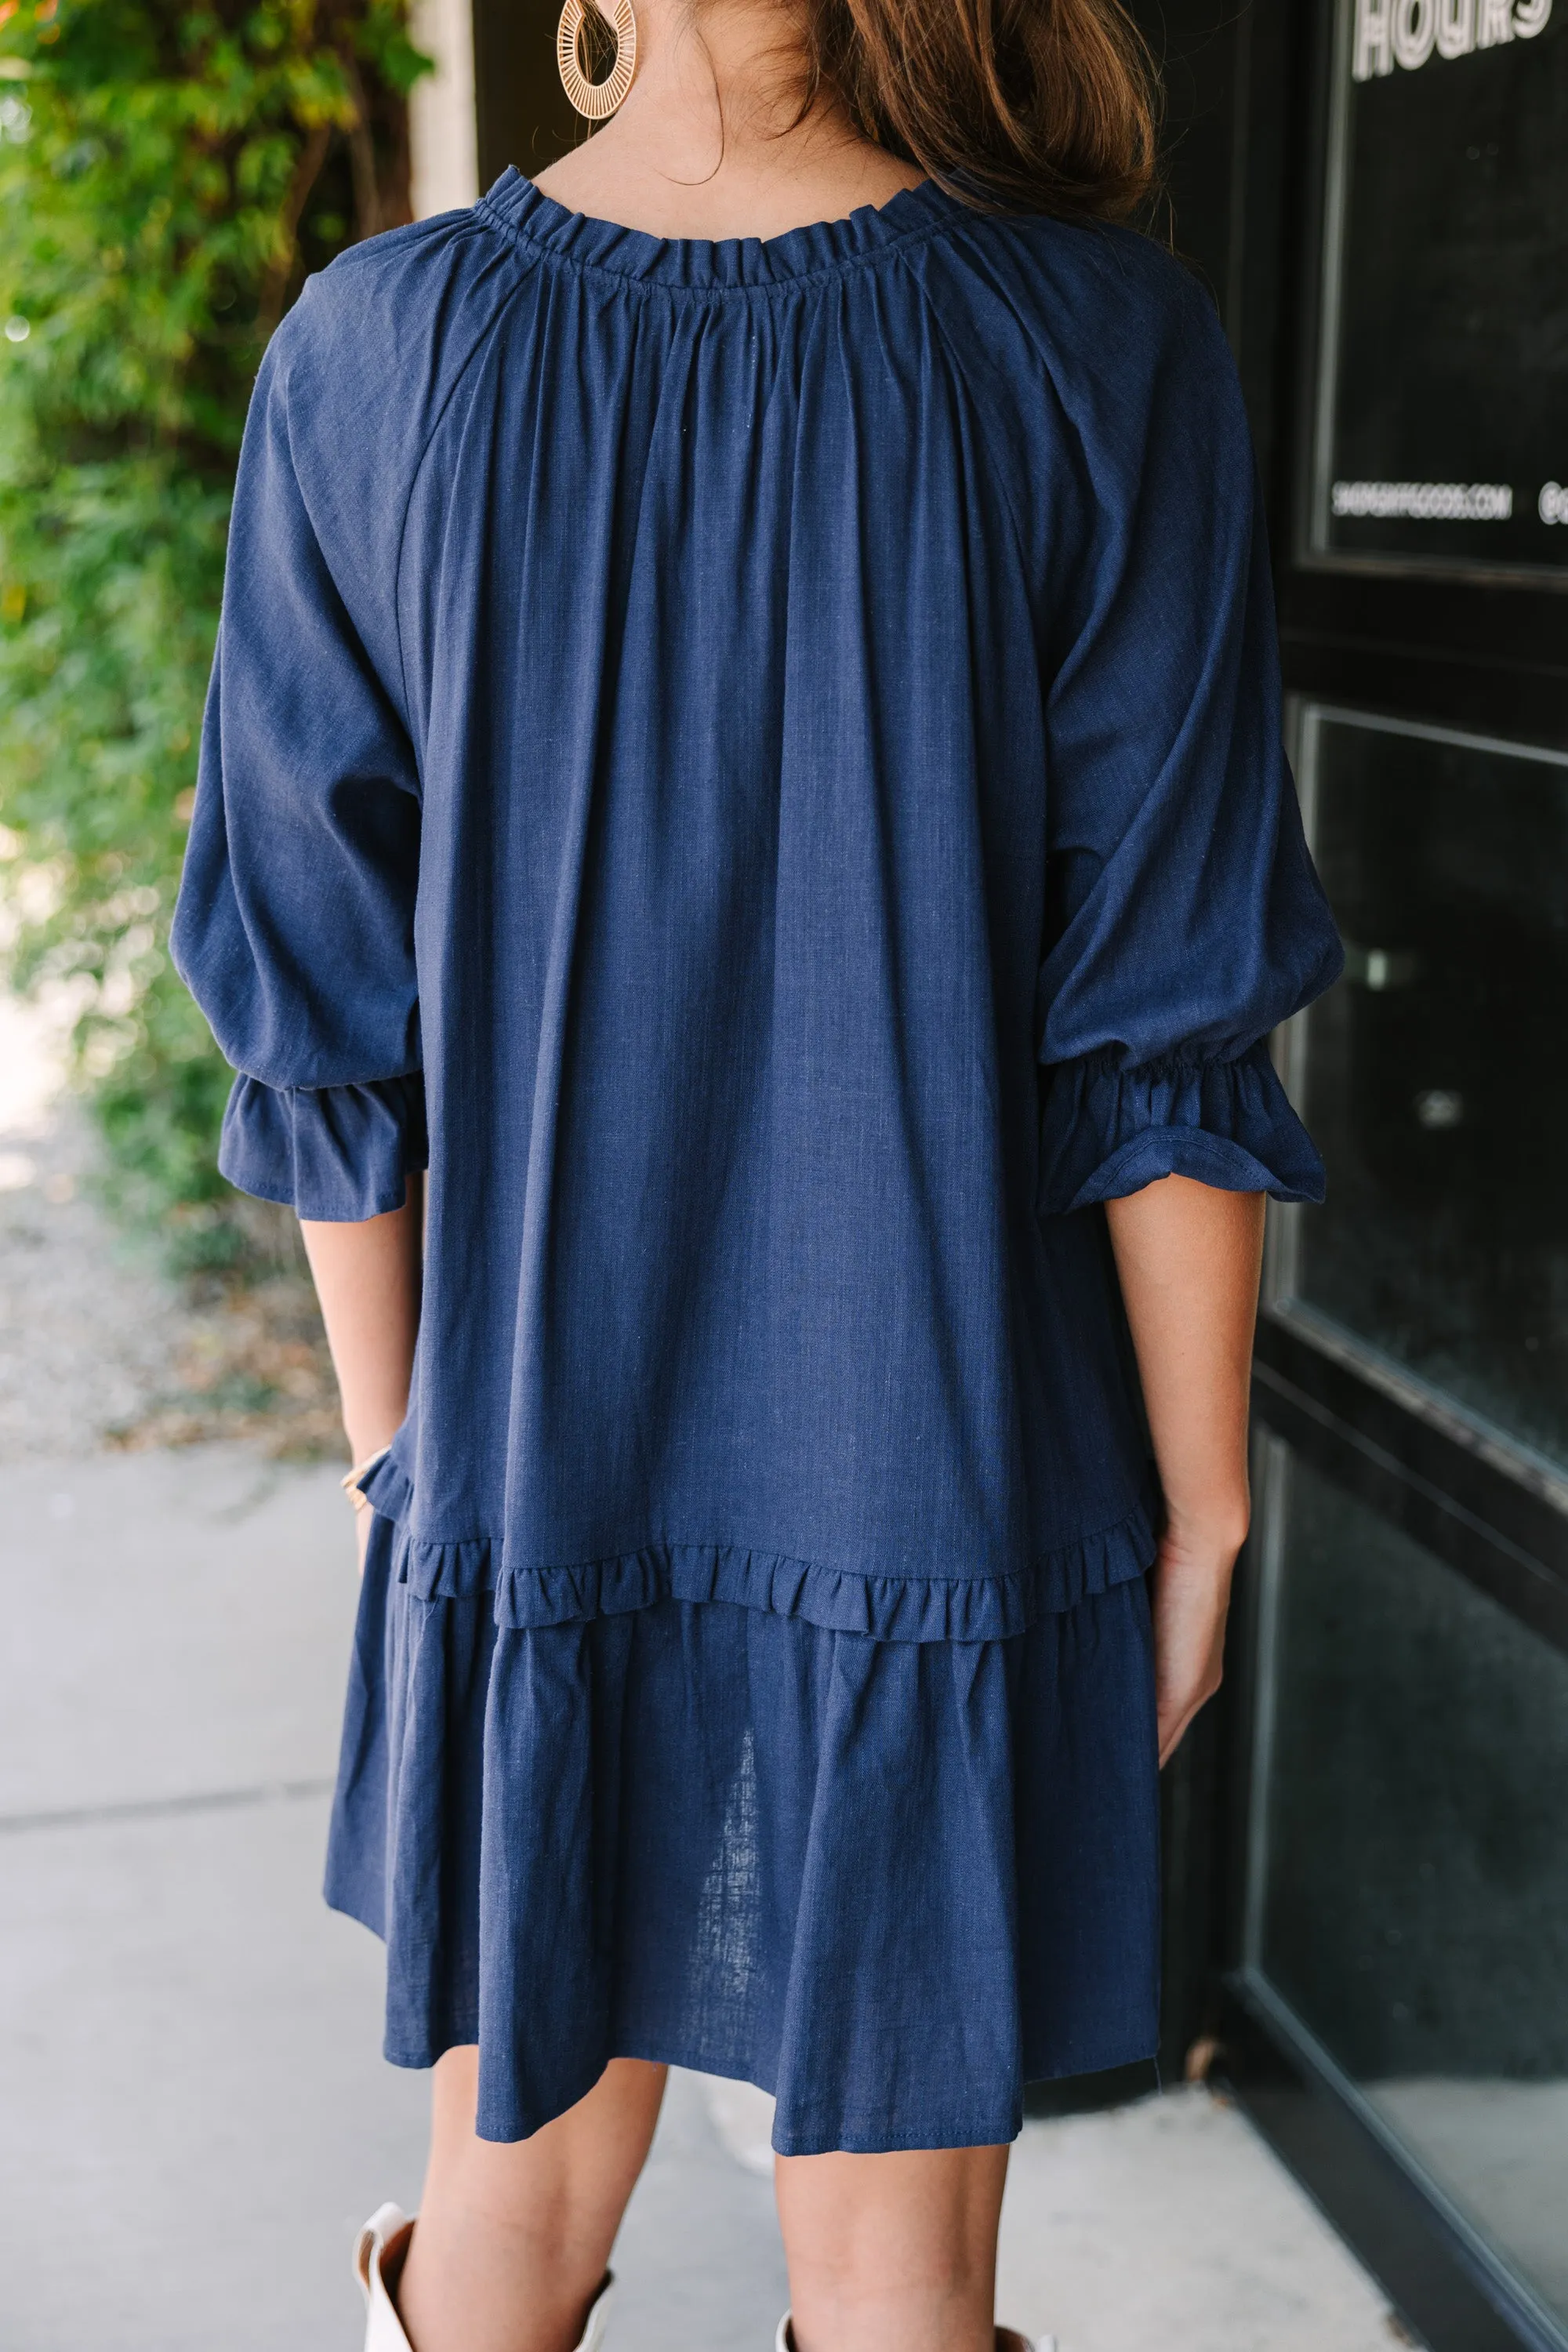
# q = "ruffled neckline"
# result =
<box><xmin>476</xmin><ymin>165</ymin><xmax>968</xmax><ymax>289</ymax></box>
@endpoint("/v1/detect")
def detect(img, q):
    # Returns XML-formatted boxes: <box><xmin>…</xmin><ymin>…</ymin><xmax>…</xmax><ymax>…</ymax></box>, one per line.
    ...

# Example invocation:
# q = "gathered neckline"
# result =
<box><xmin>476</xmin><ymin>165</ymin><xmax>970</xmax><ymax>290</ymax></box>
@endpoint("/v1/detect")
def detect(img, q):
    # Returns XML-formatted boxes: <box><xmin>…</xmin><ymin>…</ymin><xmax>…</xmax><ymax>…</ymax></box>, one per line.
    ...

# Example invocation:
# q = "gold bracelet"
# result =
<box><xmin>341</xmin><ymin>1445</ymin><xmax>390</xmax><ymax>1513</ymax></box>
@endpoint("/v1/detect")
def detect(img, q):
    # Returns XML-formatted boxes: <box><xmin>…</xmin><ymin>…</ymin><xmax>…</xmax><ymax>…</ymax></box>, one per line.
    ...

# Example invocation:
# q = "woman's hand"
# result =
<box><xmin>1149</xmin><ymin>1523</ymin><xmax>1241</xmax><ymax>1767</ymax></box>
<box><xmin>1105</xmin><ymin>1172</ymin><xmax>1265</xmax><ymax>1770</ymax></box>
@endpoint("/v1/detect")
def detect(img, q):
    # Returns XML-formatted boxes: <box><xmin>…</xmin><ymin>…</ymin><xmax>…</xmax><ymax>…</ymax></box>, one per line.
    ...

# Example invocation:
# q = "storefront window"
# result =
<box><xmin>1312</xmin><ymin>0</ymin><xmax>1568</xmax><ymax>572</ymax></box>
<box><xmin>1277</xmin><ymin>706</ymin><xmax>1568</xmax><ymax>1473</ymax></box>
<box><xmin>1245</xmin><ymin>1452</ymin><xmax>1568</xmax><ymax>2336</ymax></box>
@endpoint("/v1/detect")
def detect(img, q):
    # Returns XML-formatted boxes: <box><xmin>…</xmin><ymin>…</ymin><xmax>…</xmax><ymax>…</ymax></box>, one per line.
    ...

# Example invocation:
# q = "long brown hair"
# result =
<box><xmin>803</xmin><ymin>0</ymin><xmax>1160</xmax><ymax>221</ymax></box>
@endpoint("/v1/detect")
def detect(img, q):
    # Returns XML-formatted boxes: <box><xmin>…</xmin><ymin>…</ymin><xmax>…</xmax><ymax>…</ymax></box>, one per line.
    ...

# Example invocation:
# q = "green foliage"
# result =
<box><xmin>0</xmin><ymin>0</ymin><xmax>426</xmax><ymax>1235</ymax></box>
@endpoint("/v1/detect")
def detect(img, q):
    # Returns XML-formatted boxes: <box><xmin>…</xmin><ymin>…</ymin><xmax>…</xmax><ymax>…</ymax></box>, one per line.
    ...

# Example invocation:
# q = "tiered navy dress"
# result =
<box><xmin>172</xmin><ymin>171</ymin><xmax>1341</xmax><ymax>2154</ymax></box>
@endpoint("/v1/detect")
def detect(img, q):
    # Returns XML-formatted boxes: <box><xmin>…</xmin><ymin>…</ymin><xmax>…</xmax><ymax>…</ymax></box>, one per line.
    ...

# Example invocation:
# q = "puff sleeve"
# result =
<box><xmin>1036</xmin><ymin>278</ymin><xmax>1342</xmax><ymax>1218</ymax></box>
<box><xmin>171</xmin><ymin>300</ymin><xmax>425</xmax><ymax>1221</ymax></box>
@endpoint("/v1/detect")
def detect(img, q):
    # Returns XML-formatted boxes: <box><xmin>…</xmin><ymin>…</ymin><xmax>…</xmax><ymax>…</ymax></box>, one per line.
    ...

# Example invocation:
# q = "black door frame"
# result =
<box><xmin>1145</xmin><ymin>5</ymin><xmax>1568</xmax><ymax>2347</ymax></box>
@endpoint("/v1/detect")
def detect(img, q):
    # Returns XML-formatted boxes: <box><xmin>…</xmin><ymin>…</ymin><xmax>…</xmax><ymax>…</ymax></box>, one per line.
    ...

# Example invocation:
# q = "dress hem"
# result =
<box><xmin>324</xmin><ymin>1874</ymin><xmax>1160</xmax><ymax>2151</ymax></box>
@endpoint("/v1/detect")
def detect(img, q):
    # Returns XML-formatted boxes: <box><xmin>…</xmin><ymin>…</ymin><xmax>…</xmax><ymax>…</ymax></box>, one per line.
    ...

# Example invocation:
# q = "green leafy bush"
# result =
<box><xmin>0</xmin><ymin>0</ymin><xmax>426</xmax><ymax>1250</ymax></box>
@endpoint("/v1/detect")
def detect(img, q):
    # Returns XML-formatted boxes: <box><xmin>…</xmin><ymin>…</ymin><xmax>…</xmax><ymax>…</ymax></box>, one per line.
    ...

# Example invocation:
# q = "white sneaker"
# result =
<box><xmin>775</xmin><ymin>2319</ymin><xmax>1045</xmax><ymax>2352</ymax></box>
<box><xmin>355</xmin><ymin>2202</ymin><xmax>615</xmax><ymax>2352</ymax></box>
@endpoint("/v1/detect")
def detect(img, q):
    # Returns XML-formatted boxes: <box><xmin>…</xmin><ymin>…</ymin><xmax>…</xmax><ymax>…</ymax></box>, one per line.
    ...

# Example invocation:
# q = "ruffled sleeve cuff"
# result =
<box><xmin>1038</xmin><ymin>1037</ymin><xmax>1324</xmax><ymax>1215</ymax></box>
<box><xmin>219</xmin><ymin>1071</ymin><xmax>428</xmax><ymax>1221</ymax></box>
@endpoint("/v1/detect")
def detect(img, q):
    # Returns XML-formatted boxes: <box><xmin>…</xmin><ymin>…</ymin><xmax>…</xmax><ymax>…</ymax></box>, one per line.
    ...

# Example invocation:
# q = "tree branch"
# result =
<box><xmin>256</xmin><ymin>121</ymin><xmax>332</xmax><ymax>343</ymax></box>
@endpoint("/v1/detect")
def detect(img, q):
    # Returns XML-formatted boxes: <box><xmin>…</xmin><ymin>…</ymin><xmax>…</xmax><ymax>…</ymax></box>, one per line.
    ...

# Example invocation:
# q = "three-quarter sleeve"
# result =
<box><xmin>171</xmin><ymin>301</ymin><xmax>425</xmax><ymax>1221</ymax></box>
<box><xmin>1036</xmin><ymin>281</ymin><xmax>1341</xmax><ymax>1217</ymax></box>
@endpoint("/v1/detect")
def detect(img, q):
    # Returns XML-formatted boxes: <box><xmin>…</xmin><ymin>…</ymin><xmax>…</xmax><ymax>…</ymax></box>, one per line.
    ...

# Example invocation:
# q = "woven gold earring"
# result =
<box><xmin>557</xmin><ymin>0</ymin><xmax>637</xmax><ymax>118</ymax></box>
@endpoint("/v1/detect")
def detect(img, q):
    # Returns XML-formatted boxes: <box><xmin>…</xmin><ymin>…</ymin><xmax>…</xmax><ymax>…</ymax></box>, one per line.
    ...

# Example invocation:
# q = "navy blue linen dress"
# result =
<box><xmin>172</xmin><ymin>169</ymin><xmax>1341</xmax><ymax>2154</ymax></box>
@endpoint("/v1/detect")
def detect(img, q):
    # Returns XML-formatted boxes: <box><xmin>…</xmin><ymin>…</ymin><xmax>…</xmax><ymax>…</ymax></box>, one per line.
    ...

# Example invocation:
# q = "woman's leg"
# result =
<box><xmin>775</xmin><ymin>2144</ymin><xmax>1011</xmax><ymax>2352</ymax></box>
<box><xmin>394</xmin><ymin>2051</ymin><xmax>668</xmax><ymax>2352</ymax></box>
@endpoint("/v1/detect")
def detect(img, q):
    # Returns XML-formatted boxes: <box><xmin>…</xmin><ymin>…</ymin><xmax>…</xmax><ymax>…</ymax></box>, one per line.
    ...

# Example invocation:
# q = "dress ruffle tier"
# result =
<box><xmin>326</xmin><ymin>1512</ymin><xmax>1163</xmax><ymax>2151</ymax></box>
<box><xmin>354</xmin><ymin>1450</ymin><xmax>1161</xmax><ymax>1640</ymax></box>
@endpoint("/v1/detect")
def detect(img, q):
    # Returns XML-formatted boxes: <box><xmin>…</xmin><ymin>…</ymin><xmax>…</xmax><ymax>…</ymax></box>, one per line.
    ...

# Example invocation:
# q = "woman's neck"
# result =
<box><xmin>532</xmin><ymin>0</ymin><xmax>922</xmax><ymax>242</ymax></box>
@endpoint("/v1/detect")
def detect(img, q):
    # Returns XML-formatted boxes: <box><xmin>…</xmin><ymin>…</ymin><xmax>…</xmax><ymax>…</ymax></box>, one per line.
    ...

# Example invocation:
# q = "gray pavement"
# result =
<box><xmin>0</xmin><ymin>1445</ymin><xmax>789</xmax><ymax>2352</ymax></box>
<box><xmin>0</xmin><ymin>1441</ymin><xmax>1400</xmax><ymax>2352</ymax></box>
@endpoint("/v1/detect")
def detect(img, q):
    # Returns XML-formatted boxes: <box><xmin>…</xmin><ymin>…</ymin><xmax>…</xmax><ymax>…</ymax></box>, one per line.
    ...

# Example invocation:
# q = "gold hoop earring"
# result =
<box><xmin>557</xmin><ymin>0</ymin><xmax>637</xmax><ymax>118</ymax></box>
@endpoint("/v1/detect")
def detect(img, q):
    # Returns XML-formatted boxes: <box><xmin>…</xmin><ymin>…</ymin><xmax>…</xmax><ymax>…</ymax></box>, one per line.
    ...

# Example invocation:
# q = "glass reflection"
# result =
<box><xmin>1281</xmin><ymin>707</ymin><xmax>1568</xmax><ymax>1471</ymax></box>
<box><xmin>1250</xmin><ymin>1453</ymin><xmax>1568</xmax><ymax>2329</ymax></box>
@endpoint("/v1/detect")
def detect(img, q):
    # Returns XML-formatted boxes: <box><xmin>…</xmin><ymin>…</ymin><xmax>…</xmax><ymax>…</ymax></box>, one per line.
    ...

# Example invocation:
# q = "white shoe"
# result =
<box><xmin>775</xmin><ymin>2320</ymin><xmax>1044</xmax><ymax>2352</ymax></box>
<box><xmin>356</xmin><ymin>2201</ymin><xmax>616</xmax><ymax>2352</ymax></box>
<box><xmin>356</xmin><ymin>2205</ymin><xmax>416</xmax><ymax>2352</ymax></box>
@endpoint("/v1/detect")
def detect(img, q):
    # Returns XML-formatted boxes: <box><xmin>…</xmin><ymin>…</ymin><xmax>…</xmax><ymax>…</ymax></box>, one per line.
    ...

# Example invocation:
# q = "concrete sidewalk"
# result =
<box><xmin>0</xmin><ymin>1445</ymin><xmax>1403</xmax><ymax>2351</ymax></box>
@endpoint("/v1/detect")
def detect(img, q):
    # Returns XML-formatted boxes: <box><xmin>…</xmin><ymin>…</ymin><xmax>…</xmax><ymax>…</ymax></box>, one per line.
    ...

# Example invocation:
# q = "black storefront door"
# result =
<box><xmin>1143</xmin><ymin>3</ymin><xmax>1568</xmax><ymax>2347</ymax></box>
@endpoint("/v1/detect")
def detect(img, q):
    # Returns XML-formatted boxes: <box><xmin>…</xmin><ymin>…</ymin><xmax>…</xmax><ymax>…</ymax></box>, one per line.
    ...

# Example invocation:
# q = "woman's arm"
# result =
<box><xmin>300</xmin><ymin>1173</ymin><xmax>424</xmax><ymax>1560</ymax></box>
<box><xmin>1104</xmin><ymin>1174</ymin><xmax>1265</xmax><ymax>1766</ymax></box>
